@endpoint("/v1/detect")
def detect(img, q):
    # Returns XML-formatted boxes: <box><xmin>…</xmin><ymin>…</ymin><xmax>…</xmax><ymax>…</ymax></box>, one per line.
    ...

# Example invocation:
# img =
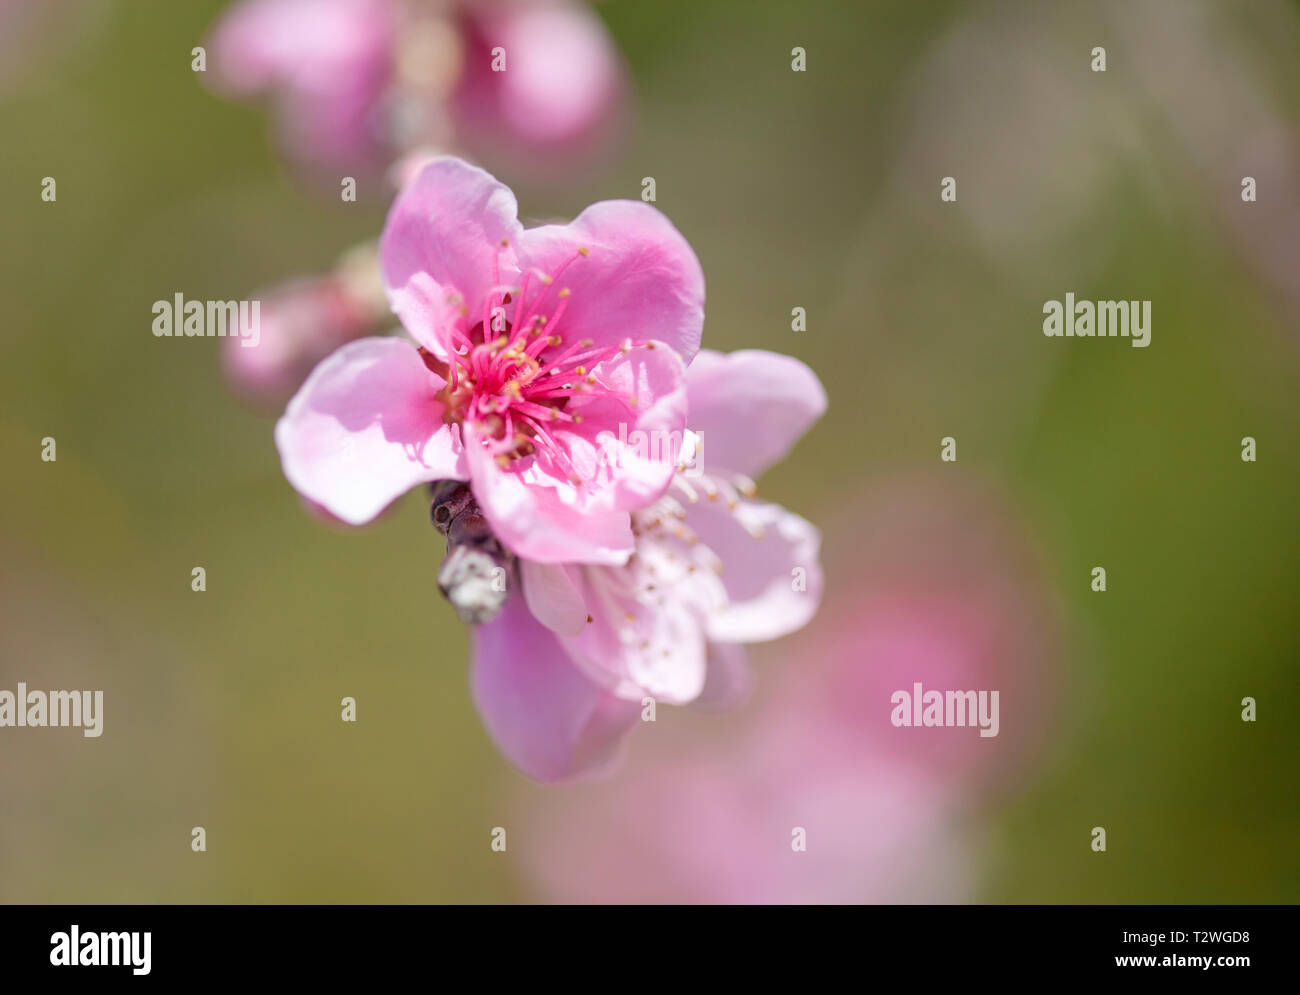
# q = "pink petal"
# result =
<box><xmin>462</xmin><ymin>423</ymin><xmax>636</xmax><ymax>565</ymax></box>
<box><xmin>562</xmin><ymin>562</ymin><xmax>711</xmax><ymax>705</ymax></box>
<box><xmin>451</xmin><ymin>1</ymin><xmax>625</xmax><ymax>164</ymax></box>
<box><xmin>275</xmin><ymin>337</ymin><xmax>465</xmax><ymax>525</ymax></box>
<box><xmin>686</xmin><ymin>350</ymin><xmax>827</xmax><ymax>479</ymax></box>
<box><xmin>521</xmin><ymin>560</ymin><xmax>588</xmax><ymax>637</ymax></box>
<box><xmin>471</xmin><ymin>593</ymin><xmax>641</xmax><ymax>782</ymax></box>
<box><xmin>517</xmin><ymin>200</ymin><xmax>705</xmax><ymax>363</ymax></box>
<box><xmin>387</xmin><ymin>270</ymin><xmax>467</xmax><ymax>360</ymax></box>
<box><xmin>207</xmin><ymin>0</ymin><xmax>392</xmax><ymax>95</ymax></box>
<box><xmin>380</xmin><ymin>157</ymin><xmax>523</xmax><ymax>332</ymax></box>
<box><xmin>687</xmin><ymin>499</ymin><xmax>823</xmax><ymax>644</ymax></box>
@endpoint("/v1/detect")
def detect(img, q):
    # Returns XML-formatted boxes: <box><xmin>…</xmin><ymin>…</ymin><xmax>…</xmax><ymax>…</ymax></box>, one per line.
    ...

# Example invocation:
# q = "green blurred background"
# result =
<box><xmin>2</xmin><ymin>0</ymin><xmax>1297</xmax><ymax>902</ymax></box>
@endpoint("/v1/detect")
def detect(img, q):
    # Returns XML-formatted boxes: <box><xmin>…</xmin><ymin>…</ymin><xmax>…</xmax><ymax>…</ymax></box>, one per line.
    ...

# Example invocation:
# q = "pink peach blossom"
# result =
<box><xmin>275</xmin><ymin>156</ymin><xmax>705</xmax><ymax>568</ymax></box>
<box><xmin>472</xmin><ymin>348</ymin><xmax>827</xmax><ymax>781</ymax></box>
<box><xmin>204</xmin><ymin>0</ymin><xmax>626</xmax><ymax>182</ymax></box>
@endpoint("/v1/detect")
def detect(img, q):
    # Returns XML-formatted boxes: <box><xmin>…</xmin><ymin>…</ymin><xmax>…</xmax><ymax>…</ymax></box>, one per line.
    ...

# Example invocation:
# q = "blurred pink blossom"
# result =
<box><xmin>224</xmin><ymin>264</ymin><xmax>385</xmax><ymax>411</ymax></box>
<box><xmin>204</xmin><ymin>0</ymin><xmax>626</xmax><ymax>184</ymax></box>
<box><xmin>787</xmin><ymin>475</ymin><xmax>1061</xmax><ymax>792</ymax></box>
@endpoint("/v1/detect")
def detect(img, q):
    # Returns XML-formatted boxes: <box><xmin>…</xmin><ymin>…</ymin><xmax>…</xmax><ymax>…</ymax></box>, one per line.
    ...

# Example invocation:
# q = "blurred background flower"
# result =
<box><xmin>223</xmin><ymin>243</ymin><xmax>390</xmax><ymax>409</ymax></box>
<box><xmin>204</xmin><ymin>0</ymin><xmax>627</xmax><ymax>189</ymax></box>
<box><xmin>2</xmin><ymin>0</ymin><xmax>1298</xmax><ymax>903</ymax></box>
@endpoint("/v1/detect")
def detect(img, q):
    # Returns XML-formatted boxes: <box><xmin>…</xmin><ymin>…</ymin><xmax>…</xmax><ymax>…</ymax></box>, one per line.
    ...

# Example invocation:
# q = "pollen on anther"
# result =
<box><xmin>559</xmin><ymin>288</ymin><xmax>571</xmax><ymax>298</ymax></box>
<box><xmin>577</xmin><ymin>247</ymin><xmax>589</xmax><ymax>257</ymax></box>
<box><xmin>586</xmin><ymin>614</ymin><xmax>593</xmax><ymax>624</ymax></box>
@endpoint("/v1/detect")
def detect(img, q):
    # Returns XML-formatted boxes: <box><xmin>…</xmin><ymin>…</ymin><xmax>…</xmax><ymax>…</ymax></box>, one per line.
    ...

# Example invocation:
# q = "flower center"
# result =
<box><xmin>422</xmin><ymin>245</ymin><xmax>655</xmax><ymax>483</ymax></box>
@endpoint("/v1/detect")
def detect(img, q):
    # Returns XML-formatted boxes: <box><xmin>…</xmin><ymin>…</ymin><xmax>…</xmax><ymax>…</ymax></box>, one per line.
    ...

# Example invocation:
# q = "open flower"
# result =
<box><xmin>472</xmin><ymin>348</ymin><xmax>827</xmax><ymax>780</ymax></box>
<box><xmin>275</xmin><ymin>156</ymin><xmax>705</xmax><ymax>565</ymax></box>
<box><xmin>204</xmin><ymin>0</ymin><xmax>626</xmax><ymax>183</ymax></box>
